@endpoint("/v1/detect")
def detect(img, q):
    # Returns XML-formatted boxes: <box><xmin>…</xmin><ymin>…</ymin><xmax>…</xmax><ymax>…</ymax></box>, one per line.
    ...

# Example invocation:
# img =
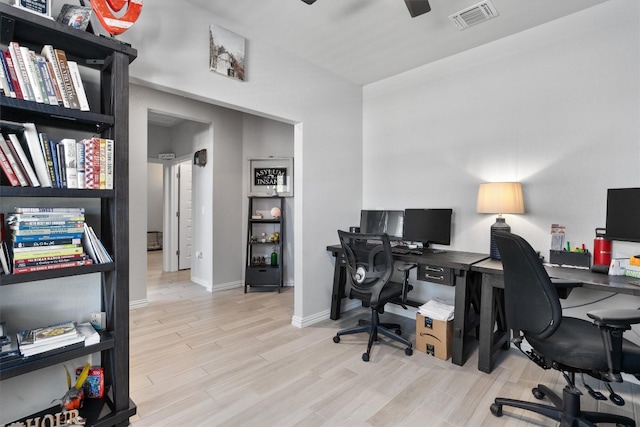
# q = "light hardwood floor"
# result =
<box><xmin>129</xmin><ymin>251</ymin><xmax>639</xmax><ymax>426</ymax></box>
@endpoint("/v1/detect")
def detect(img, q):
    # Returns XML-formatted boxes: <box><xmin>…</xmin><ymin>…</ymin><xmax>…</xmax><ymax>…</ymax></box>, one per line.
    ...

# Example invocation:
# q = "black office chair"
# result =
<box><xmin>490</xmin><ymin>231</ymin><xmax>640</xmax><ymax>427</ymax></box>
<box><xmin>333</xmin><ymin>230</ymin><xmax>415</xmax><ymax>362</ymax></box>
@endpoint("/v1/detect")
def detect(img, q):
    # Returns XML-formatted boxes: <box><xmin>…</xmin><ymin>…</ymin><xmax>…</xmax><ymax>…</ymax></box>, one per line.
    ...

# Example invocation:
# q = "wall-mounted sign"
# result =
<box><xmin>248</xmin><ymin>158</ymin><xmax>293</xmax><ymax>197</ymax></box>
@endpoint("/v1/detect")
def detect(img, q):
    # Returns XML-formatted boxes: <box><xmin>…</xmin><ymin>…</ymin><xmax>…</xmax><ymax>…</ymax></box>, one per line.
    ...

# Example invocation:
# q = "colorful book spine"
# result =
<box><xmin>0</xmin><ymin>143</ymin><xmax>20</xmax><ymax>186</ymax></box>
<box><xmin>7</xmin><ymin>133</ymin><xmax>39</xmax><ymax>187</ymax></box>
<box><xmin>2</xmin><ymin>50</ymin><xmax>23</xmax><ymax>99</ymax></box>
<box><xmin>76</xmin><ymin>138</ymin><xmax>86</xmax><ymax>189</ymax></box>
<box><xmin>13</xmin><ymin>259</ymin><xmax>93</xmax><ymax>274</ymax></box>
<box><xmin>39</xmin><ymin>133</ymin><xmax>58</xmax><ymax>187</ymax></box>
<box><xmin>99</xmin><ymin>138</ymin><xmax>106</xmax><ymax>189</ymax></box>
<box><xmin>54</xmin><ymin>48</ymin><xmax>80</xmax><ymax>110</ymax></box>
<box><xmin>105</xmin><ymin>139</ymin><xmax>114</xmax><ymax>190</ymax></box>
<box><xmin>8</xmin><ymin>42</ymin><xmax>34</xmax><ymax>101</ymax></box>
<box><xmin>0</xmin><ymin>137</ymin><xmax>29</xmax><ymax>186</ymax></box>
<box><xmin>61</xmin><ymin>138</ymin><xmax>78</xmax><ymax>188</ymax></box>
<box><xmin>13</xmin><ymin>233</ymin><xmax>84</xmax><ymax>243</ymax></box>
<box><xmin>83</xmin><ymin>138</ymin><xmax>99</xmax><ymax>189</ymax></box>
<box><xmin>41</xmin><ymin>45</ymin><xmax>69</xmax><ymax>108</ymax></box>
<box><xmin>35</xmin><ymin>55</ymin><xmax>58</xmax><ymax>106</ymax></box>
<box><xmin>12</xmin><ymin>246</ymin><xmax>85</xmax><ymax>261</ymax></box>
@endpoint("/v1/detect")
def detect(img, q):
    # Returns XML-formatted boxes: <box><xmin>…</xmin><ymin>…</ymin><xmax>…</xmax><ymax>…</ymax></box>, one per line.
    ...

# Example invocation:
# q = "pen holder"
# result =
<box><xmin>550</xmin><ymin>250</ymin><xmax>591</xmax><ymax>268</ymax></box>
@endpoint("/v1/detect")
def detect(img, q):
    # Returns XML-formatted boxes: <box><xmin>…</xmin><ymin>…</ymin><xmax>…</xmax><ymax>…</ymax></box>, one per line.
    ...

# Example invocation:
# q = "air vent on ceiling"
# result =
<box><xmin>449</xmin><ymin>0</ymin><xmax>499</xmax><ymax>30</ymax></box>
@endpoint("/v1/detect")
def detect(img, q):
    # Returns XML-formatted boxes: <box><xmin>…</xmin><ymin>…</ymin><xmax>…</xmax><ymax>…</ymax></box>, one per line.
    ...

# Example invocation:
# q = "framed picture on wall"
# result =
<box><xmin>249</xmin><ymin>157</ymin><xmax>293</xmax><ymax>197</ymax></box>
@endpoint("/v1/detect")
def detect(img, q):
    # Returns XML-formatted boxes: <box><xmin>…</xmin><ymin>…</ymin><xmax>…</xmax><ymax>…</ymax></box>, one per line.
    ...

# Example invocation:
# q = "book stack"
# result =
<box><xmin>7</xmin><ymin>207</ymin><xmax>93</xmax><ymax>274</ymax></box>
<box><xmin>0</xmin><ymin>122</ymin><xmax>115</xmax><ymax>189</ymax></box>
<box><xmin>16</xmin><ymin>321</ymin><xmax>85</xmax><ymax>358</ymax></box>
<box><xmin>0</xmin><ymin>41</ymin><xmax>90</xmax><ymax>110</ymax></box>
<box><xmin>625</xmin><ymin>262</ymin><xmax>640</xmax><ymax>279</ymax></box>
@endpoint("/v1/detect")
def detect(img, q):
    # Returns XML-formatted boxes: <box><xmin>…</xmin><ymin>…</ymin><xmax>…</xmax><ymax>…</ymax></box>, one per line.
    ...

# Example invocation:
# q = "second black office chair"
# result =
<box><xmin>333</xmin><ymin>230</ymin><xmax>414</xmax><ymax>362</ymax></box>
<box><xmin>490</xmin><ymin>231</ymin><xmax>640</xmax><ymax>427</ymax></box>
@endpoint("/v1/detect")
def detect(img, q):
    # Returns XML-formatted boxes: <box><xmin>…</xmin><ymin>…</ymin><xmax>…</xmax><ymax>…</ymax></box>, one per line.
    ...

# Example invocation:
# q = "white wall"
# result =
<box><xmin>363</xmin><ymin>1</ymin><xmax>640</xmax><ymax>309</ymax></box>
<box><xmin>119</xmin><ymin>1</ymin><xmax>364</xmax><ymax>322</ymax></box>
<box><xmin>146</xmin><ymin>162</ymin><xmax>163</xmax><ymax>232</ymax></box>
<box><xmin>129</xmin><ymin>84</ymin><xmax>245</xmax><ymax>302</ymax></box>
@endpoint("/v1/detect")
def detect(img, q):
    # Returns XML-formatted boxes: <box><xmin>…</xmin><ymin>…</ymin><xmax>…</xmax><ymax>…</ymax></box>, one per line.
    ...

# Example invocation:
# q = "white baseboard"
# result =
<box><xmin>130</xmin><ymin>299</ymin><xmax>149</xmax><ymax>309</ymax></box>
<box><xmin>212</xmin><ymin>281</ymin><xmax>243</xmax><ymax>292</ymax></box>
<box><xmin>290</xmin><ymin>299</ymin><xmax>361</xmax><ymax>328</ymax></box>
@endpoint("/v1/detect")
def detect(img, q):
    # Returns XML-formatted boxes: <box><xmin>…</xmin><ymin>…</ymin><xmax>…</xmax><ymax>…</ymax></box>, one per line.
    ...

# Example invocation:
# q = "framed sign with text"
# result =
<box><xmin>12</xmin><ymin>0</ymin><xmax>52</xmax><ymax>18</ymax></box>
<box><xmin>249</xmin><ymin>157</ymin><xmax>293</xmax><ymax>197</ymax></box>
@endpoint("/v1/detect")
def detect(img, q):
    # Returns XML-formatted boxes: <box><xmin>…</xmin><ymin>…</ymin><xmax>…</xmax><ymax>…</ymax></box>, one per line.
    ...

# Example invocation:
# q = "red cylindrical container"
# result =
<box><xmin>594</xmin><ymin>228</ymin><xmax>612</xmax><ymax>266</ymax></box>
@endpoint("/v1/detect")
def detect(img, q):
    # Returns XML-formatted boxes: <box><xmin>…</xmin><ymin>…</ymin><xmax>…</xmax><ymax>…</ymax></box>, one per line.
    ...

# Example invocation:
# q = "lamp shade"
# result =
<box><xmin>476</xmin><ymin>182</ymin><xmax>525</xmax><ymax>214</ymax></box>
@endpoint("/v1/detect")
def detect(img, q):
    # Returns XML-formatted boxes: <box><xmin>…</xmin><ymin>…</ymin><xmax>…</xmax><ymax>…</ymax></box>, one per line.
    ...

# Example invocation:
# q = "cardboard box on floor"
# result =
<box><xmin>415</xmin><ymin>313</ymin><xmax>453</xmax><ymax>360</ymax></box>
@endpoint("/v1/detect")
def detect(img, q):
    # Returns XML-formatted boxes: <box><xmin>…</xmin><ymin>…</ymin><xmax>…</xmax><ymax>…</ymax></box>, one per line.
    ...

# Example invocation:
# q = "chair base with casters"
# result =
<box><xmin>333</xmin><ymin>302</ymin><xmax>414</xmax><ymax>362</ymax></box>
<box><xmin>490</xmin><ymin>377</ymin><xmax>636</xmax><ymax>427</ymax></box>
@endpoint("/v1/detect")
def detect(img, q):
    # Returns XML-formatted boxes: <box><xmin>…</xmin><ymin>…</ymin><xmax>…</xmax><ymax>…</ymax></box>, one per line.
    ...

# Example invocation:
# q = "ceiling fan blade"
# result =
<box><xmin>404</xmin><ymin>0</ymin><xmax>431</xmax><ymax>17</ymax></box>
<box><xmin>301</xmin><ymin>0</ymin><xmax>317</xmax><ymax>4</ymax></box>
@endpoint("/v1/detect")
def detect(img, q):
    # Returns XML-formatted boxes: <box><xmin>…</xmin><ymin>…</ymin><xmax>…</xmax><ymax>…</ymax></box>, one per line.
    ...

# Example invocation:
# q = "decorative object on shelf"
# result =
<box><xmin>57</xmin><ymin>362</ymin><xmax>91</xmax><ymax>411</ymax></box>
<box><xmin>477</xmin><ymin>182</ymin><xmax>525</xmax><ymax>259</ymax></box>
<box><xmin>209</xmin><ymin>24</ymin><xmax>246</xmax><ymax>81</ymax></box>
<box><xmin>270</xmin><ymin>207</ymin><xmax>281</xmax><ymax>218</ymax></box>
<box><xmin>248</xmin><ymin>157</ymin><xmax>294</xmax><ymax>197</ymax></box>
<box><xmin>11</xmin><ymin>0</ymin><xmax>51</xmax><ymax>18</ymax></box>
<box><xmin>157</xmin><ymin>152</ymin><xmax>175</xmax><ymax>160</ymax></box>
<box><xmin>249</xmin><ymin>235</ymin><xmax>257</xmax><ymax>243</ymax></box>
<box><xmin>271</xmin><ymin>248</ymin><xmax>278</xmax><ymax>266</ymax></box>
<box><xmin>251</xmin><ymin>211</ymin><xmax>263</xmax><ymax>220</ymax></box>
<box><xmin>269</xmin><ymin>231</ymin><xmax>279</xmax><ymax>243</ymax></box>
<box><xmin>56</xmin><ymin>4</ymin><xmax>92</xmax><ymax>30</ymax></box>
<box><xmin>89</xmin><ymin>0</ymin><xmax>142</xmax><ymax>36</ymax></box>
<box><xmin>261</xmin><ymin>231</ymin><xmax>267</xmax><ymax>243</ymax></box>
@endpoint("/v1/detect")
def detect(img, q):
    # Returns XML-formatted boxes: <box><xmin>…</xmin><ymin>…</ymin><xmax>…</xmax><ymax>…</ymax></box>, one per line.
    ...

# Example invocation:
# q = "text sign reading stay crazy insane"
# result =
<box><xmin>254</xmin><ymin>168</ymin><xmax>287</xmax><ymax>186</ymax></box>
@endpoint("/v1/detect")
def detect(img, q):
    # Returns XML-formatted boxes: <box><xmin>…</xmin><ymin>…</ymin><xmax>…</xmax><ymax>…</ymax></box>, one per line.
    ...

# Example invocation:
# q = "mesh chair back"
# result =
<box><xmin>494</xmin><ymin>232</ymin><xmax>562</xmax><ymax>340</ymax></box>
<box><xmin>338</xmin><ymin>230</ymin><xmax>394</xmax><ymax>308</ymax></box>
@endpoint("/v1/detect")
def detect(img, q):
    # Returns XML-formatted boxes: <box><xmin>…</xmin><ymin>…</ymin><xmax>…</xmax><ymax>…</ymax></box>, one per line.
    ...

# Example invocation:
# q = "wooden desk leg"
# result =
<box><xmin>478</xmin><ymin>273</ymin><xmax>509</xmax><ymax>373</ymax></box>
<box><xmin>330</xmin><ymin>254</ymin><xmax>345</xmax><ymax>320</ymax></box>
<box><xmin>452</xmin><ymin>271</ymin><xmax>469</xmax><ymax>366</ymax></box>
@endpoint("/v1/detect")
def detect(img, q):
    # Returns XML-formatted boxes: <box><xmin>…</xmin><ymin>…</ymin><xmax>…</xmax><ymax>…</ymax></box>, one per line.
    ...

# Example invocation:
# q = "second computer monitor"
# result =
<box><xmin>359</xmin><ymin>210</ymin><xmax>404</xmax><ymax>240</ymax></box>
<box><xmin>403</xmin><ymin>209</ymin><xmax>453</xmax><ymax>249</ymax></box>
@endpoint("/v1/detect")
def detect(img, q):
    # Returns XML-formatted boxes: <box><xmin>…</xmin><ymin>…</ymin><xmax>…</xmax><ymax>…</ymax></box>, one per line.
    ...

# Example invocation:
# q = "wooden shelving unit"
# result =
<box><xmin>245</xmin><ymin>196</ymin><xmax>284</xmax><ymax>292</ymax></box>
<box><xmin>0</xmin><ymin>3</ymin><xmax>136</xmax><ymax>425</ymax></box>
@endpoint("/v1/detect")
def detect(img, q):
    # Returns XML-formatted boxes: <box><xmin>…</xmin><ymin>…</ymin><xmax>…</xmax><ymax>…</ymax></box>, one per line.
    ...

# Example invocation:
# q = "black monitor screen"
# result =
<box><xmin>605</xmin><ymin>188</ymin><xmax>640</xmax><ymax>243</ymax></box>
<box><xmin>403</xmin><ymin>209</ymin><xmax>453</xmax><ymax>247</ymax></box>
<box><xmin>359</xmin><ymin>210</ymin><xmax>404</xmax><ymax>240</ymax></box>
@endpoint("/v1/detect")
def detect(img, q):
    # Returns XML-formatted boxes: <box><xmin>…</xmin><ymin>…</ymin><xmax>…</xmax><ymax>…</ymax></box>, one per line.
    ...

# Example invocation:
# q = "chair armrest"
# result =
<box><xmin>587</xmin><ymin>308</ymin><xmax>640</xmax><ymax>383</ymax></box>
<box><xmin>587</xmin><ymin>309</ymin><xmax>640</xmax><ymax>327</ymax></box>
<box><xmin>397</xmin><ymin>263</ymin><xmax>417</xmax><ymax>304</ymax></box>
<box><xmin>550</xmin><ymin>278</ymin><xmax>581</xmax><ymax>299</ymax></box>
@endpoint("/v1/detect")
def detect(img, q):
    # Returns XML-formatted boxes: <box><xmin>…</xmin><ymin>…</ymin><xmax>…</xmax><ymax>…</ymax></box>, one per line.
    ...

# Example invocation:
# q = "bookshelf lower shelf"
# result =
<box><xmin>0</xmin><ymin>333</ymin><xmax>114</xmax><ymax>380</ymax></box>
<box><xmin>6</xmin><ymin>388</ymin><xmax>136</xmax><ymax>427</ymax></box>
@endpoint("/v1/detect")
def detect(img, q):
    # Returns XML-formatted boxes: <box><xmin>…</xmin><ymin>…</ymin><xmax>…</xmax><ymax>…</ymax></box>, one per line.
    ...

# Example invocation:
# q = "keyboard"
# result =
<box><xmin>391</xmin><ymin>247</ymin><xmax>412</xmax><ymax>255</ymax></box>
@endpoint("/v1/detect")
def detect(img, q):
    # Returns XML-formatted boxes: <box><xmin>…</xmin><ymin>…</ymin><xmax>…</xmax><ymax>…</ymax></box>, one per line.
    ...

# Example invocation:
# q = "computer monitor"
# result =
<box><xmin>403</xmin><ymin>208</ymin><xmax>453</xmax><ymax>250</ymax></box>
<box><xmin>359</xmin><ymin>210</ymin><xmax>404</xmax><ymax>240</ymax></box>
<box><xmin>605</xmin><ymin>188</ymin><xmax>640</xmax><ymax>243</ymax></box>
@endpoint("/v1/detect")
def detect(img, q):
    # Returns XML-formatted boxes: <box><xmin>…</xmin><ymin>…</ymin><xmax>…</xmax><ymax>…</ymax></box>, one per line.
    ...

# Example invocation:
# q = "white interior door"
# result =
<box><xmin>178</xmin><ymin>161</ymin><xmax>193</xmax><ymax>270</ymax></box>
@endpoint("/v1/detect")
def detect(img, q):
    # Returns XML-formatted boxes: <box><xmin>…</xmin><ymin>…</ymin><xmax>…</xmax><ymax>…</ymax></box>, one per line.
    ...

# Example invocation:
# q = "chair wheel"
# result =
<box><xmin>532</xmin><ymin>387</ymin><xmax>545</xmax><ymax>400</ymax></box>
<box><xmin>333</xmin><ymin>335</ymin><xmax>340</xmax><ymax>343</ymax></box>
<box><xmin>405</xmin><ymin>347</ymin><xmax>413</xmax><ymax>356</ymax></box>
<box><xmin>490</xmin><ymin>403</ymin><xmax>503</xmax><ymax>417</ymax></box>
<box><xmin>362</xmin><ymin>353</ymin><xmax>369</xmax><ymax>362</ymax></box>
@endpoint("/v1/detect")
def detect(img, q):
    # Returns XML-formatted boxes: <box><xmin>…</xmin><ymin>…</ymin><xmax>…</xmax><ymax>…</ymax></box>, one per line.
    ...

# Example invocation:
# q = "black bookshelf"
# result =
<box><xmin>0</xmin><ymin>3</ymin><xmax>136</xmax><ymax>425</ymax></box>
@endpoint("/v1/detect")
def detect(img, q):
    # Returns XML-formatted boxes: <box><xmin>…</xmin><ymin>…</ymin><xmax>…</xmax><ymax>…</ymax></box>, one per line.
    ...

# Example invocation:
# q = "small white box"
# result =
<box><xmin>90</xmin><ymin>312</ymin><xmax>106</xmax><ymax>330</ymax></box>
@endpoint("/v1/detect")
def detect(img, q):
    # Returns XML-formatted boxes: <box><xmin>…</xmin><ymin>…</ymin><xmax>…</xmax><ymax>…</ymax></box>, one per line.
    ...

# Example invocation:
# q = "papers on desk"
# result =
<box><xmin>418</xmin><ymin>298</ymin><xmax>455</xmax><ymax>321</ymax></box>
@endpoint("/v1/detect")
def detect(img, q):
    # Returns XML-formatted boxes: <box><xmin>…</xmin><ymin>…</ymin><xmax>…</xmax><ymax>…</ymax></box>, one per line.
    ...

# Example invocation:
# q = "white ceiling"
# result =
<box><xmin>184</xmin><ymin>0</ymin><xmax>611</xmax><ymax>86</ymax></box>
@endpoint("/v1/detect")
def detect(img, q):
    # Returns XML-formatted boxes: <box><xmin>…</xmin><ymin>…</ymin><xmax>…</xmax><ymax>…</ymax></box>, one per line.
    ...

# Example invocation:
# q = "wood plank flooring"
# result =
<box><xmin>129</xmin><ymin>251</ymin><xmax>639</xmax><ymax>426</ymax></box>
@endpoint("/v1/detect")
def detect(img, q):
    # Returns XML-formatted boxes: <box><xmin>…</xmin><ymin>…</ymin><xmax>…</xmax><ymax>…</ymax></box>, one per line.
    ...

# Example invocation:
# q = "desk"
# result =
<box><xmin>327</xmin><ymin>245</ymin><xmax>488</xmax><ymax>366</ymax></box>
<box><xmin>472</xmin><ymin>258</ymin><xmax>640</xmax><ymax>374</ymax></box>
